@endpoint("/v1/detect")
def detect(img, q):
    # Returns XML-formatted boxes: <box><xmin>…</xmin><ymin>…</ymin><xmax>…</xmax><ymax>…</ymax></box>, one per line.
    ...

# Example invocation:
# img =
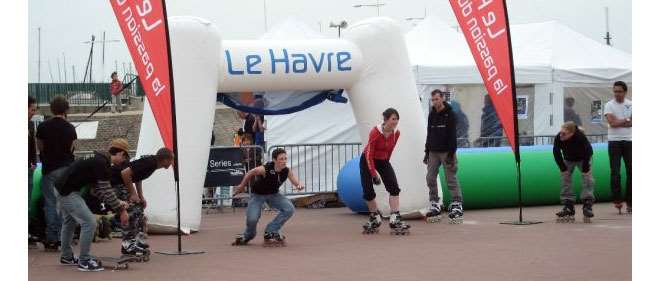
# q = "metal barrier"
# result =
<box><xmin>28</xmin><ymin>74</ymin><xmax>144</xmax><ymax>106</ymax></box>
<box><xmin>72</xmin><ymin>133</ymin><xmax>607</xmax><ymax>206</ymax></box>
<box><xmin>266</xmin><ymin>134</ymin><xmax>607</xmax><ymax>195</ymax></box>
<box><xmin>267</xmin><ymin>143</ymin><xmax>362</xmax><ymax>195</ymax></box>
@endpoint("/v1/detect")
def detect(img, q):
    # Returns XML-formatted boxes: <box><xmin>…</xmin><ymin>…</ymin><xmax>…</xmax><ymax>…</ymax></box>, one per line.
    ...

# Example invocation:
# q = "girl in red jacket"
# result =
<box><xmin>360</xmin><ymin>108</ymin><xmax>410</xmax><ymax>235</ymax></box>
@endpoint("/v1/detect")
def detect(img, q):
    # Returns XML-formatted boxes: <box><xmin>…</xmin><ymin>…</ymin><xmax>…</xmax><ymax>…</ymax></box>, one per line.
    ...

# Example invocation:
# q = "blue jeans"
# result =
<box><xmin>41</xmin><ymin>167</ymin><xmax>67</xmax><ymax>242</ymax></box>
<box><xmin>254</xmin><ymin>131</ymin><xmax>265</xmax><ymax>149</ymax></box>
<box><xmin>242</xmin><ymin>193</ymin><xmax>295</xmax><ymax>241</ymax></box>
<box><xmin>59</xmin><ymin>192</ymin><xmax>96</xmax><ymax>262</ymax></box>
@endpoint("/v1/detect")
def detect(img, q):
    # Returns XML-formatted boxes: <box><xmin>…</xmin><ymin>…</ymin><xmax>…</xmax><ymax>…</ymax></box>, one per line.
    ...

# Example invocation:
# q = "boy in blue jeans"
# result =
<box><xmin>55</xmin><ymin>139</ymin><xmax>130</xmax><ymax>271</ymax></box>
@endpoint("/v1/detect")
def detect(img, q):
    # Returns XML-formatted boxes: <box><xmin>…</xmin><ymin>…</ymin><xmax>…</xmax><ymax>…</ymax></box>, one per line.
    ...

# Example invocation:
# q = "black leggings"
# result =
<box><xmin>359</xmin><ymin>154</ymin><xmax>400</xmax><ymax>201</ymax></box>
<box><xmin>608</xmin><ymin>141</ymin><xmax>632</xmax><ymax>206</ymax></box>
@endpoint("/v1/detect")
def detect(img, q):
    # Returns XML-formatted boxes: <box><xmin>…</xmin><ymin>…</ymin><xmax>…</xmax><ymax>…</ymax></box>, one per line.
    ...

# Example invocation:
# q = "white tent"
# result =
<box><xmin>407</xmin><ymin>16</ymin><xmax>632</xmax><ymax>138</ymax></box>
<box><xmin>263</xmin><ymin>17</ymin><xmax>633</xmax><ymax>188</ymax></box>
<box><xmin>260</xmin><ymin>17</ymin><xmax>326</xmax><ymax>40</ymax></box>
<box><xmin>408</xmin><ymin>16</ymin><xmax>632</xmax><ymax>85</ymax></box>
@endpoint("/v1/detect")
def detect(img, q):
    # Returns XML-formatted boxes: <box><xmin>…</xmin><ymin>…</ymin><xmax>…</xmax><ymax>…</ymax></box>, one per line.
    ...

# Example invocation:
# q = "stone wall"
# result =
<box><xmin>63</xmin><ymin>106</ymin><xmax>242</xmax><ymax>154</ymax></box>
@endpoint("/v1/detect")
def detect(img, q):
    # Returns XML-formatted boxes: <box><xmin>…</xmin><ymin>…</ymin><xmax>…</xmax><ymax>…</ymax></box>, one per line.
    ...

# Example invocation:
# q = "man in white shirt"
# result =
<box><xmin>603</xmin><ymin>81</ymin><xmax>632</xmax><ymax>214</ymax></box>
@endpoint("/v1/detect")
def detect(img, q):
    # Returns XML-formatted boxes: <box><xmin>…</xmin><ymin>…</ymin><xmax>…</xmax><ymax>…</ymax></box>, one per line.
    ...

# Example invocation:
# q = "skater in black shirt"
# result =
<box><xmin>423</xmin><ymin>90</ymin><xmax>464</xmax><ymax>224</ymax></box>
<box><xmin>553</xmin><ymin>122</ymin><xmax>595</xmax><ymax>223</ymax></box>
<box><xmin>55</xmin><ymin>139</ymin><xmax>131</xmax><ymax>271</ymax></box>
<box><xmin>36</xmin><ymin>96</ymin><xmax>77</xmax><ymax>250</ymax></box>
<box><xmin>231</xmin><ymin>148</ymin><xmax>303</xmax><ymax>246</ymax></box>
<box><xmin>111</xmin><ymin>147</ymin><xmax>174</xmax><ymax>258</ymax></box>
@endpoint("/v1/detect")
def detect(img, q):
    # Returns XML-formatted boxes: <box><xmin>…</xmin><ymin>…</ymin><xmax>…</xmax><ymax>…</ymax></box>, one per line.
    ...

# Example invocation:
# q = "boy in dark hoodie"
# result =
<box><xmin>553</xmin><ymin>121</ymin><xmax>595</xmax><ymax>223</ymax></box>
<box><xmin>424</xmin><ymin>90</ymin><xmax>464</xmax><ymax>224</ymax></box>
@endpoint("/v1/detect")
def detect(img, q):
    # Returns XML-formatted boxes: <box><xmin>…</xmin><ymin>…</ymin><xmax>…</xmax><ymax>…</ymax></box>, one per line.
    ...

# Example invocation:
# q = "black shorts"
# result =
<box><xmin>359</xmin><ymin>153</ymin><xmax>400</xmax><ymax>201</ymax></box>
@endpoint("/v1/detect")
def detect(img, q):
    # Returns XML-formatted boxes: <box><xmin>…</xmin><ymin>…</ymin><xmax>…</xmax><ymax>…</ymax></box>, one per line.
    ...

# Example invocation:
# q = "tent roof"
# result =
<box><xmin>407</xmin><ymin>15</ymin><xmax>632</xmax><ymax>84</ymax></box>
<box><xmin>260</xmin><ymin>17</ymin><xmax>326</xmax><ymax>40</ymax></box>
<box><xmin>405</xmin><ymin>15</ymin><xmax>473</xmax><ymax>67</ymax></box>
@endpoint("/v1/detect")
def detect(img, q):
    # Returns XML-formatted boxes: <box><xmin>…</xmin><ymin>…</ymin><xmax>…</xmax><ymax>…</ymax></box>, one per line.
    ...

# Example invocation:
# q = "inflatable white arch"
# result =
<box><xmin>138</xmin><ymin>16</ymin><xmax>434</xmax><ymax>232</ymax></box>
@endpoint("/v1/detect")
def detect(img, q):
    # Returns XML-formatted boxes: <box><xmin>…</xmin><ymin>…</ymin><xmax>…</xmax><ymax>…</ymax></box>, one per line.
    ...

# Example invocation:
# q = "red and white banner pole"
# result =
<box><xmin>110</xmin><ymin>0</ymin><xmax>207</xmax><ymax>252</ymax></box>
<box><xmin>449</xmin><ymin>0</ymin><xmax>540</xmax><ymax>225</ymax></box>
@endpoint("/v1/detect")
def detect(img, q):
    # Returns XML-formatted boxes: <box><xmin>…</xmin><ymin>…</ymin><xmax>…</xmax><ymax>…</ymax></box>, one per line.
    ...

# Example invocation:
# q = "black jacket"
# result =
<box><xmin>425</xmin><ymin>102</ymin><xmax>457</xmax><ymax>153</ymax></box>
<box><xmin>553</xmin><ymin>130</ymin><xmax>593</xmax><ymax>172</ymax></box>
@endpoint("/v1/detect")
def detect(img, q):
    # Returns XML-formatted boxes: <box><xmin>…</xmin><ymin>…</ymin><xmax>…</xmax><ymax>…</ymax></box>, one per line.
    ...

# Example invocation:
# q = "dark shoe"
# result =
<box><xmin>78</xmin><ymin>258</ymin><xmax>104</xmax><ymax>272</ymax></box>
<box><xmin>43</xmin><ymin>241</ymin><xmax>60</xmax><ymax>252</ymax></box>
<box><xmin>60</xmin><ymin>255</ymin><xmax>79</xmax><ymax>266</ymax></box>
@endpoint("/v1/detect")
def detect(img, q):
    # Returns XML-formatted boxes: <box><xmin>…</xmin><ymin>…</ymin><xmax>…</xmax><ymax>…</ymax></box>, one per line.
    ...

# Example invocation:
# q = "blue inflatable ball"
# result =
<box><xmin>337</xmin><ymin>156</ymin><xmax>369</xmax><ymax>213</ymax></box>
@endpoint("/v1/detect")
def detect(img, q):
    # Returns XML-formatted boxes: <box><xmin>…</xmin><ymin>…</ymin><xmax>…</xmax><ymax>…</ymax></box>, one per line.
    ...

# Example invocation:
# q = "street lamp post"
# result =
<box><xmin>263</xmin><ymin>0</ymin><xmax>268</xmax><ymax>32</ymax></box>
<box><xmin>353</xmin><ymin>0</ymin><xmax>386</xmax><ymax>16</ymax></box>
<box><xmin>329</xmin><ymin>21</ymin><xmax>348</xmax><ymax>38</ymax></box>
<box><xmin>405</xmin><ymin>6</ymin><xmax>427</xmax><ymax>25</ymax></box>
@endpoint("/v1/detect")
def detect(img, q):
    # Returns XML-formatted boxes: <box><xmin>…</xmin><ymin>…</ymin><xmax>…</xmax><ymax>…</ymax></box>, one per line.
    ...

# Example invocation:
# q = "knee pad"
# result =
<box><xmin>386</xmin><ymin>186</ymin><xmax>400</xmax><ymax>197</ymax></box>
<box><xmin>362</xmin><ymin>190</ymin><xmax>376</xmax><ymax>201</ymax></box>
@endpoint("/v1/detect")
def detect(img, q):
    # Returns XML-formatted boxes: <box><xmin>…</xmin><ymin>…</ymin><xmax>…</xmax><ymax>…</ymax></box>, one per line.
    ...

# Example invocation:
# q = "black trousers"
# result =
<box><xmin>608</xmin><ymin>141</ymin><xmax>632</xmax><ymax>206</ymax></box>
<box><xmin>359</xmin><ymin>154</ymin><xmax>400</xmax><ymax>201</ymax></box>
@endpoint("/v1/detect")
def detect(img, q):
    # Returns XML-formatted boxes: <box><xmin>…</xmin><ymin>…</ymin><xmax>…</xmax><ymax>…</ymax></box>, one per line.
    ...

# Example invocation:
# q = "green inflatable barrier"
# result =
<box><xmin>29</xmin><ymin>167</ymin><xmax>89</xmax><ymax>220</ymax></box>
<box><xmin>438</xmin><ymin>143</ymin><xmax>628</xmax><ymax>209</ymax></box>
<box><xmin>29</xmin><ymin>168</ymin><xmax>43</xmax><ymax>219</ymax></box>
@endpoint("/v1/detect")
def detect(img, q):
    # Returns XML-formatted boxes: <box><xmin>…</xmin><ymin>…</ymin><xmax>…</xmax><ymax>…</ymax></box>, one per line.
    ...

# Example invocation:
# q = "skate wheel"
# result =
<box><xmin>556</xmin><ymin>216</ymin><xmax>575</xmax><ymax>223</ymax></box>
